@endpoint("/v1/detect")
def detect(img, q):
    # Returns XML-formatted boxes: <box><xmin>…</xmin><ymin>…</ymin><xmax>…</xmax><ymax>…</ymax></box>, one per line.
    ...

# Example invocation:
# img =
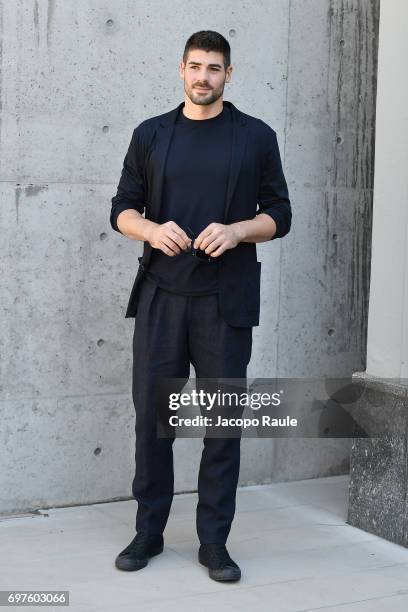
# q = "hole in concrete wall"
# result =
<box><xmin>106</xmin><ymin>19</ymin><xmax>114</xmax><ymax>27</ymax></box>
<box><xmin>328</xmin><ymin>328</ymin><xmax>335</xmax><ymax>336</ymax></box>
<box><xmin>102</xmin><ymin>125</ymin><xmax>109</xmax><ymax>133</ymax></box>
<box><xmin>336</xmin><ymin>135</ymin><xmax>343</xmax><ymax>145</ymax></box>
<box><xmin>94</xmin><ymin>447</ymin><xmax>102</xmax><ymax>456</ymax></box>
<box><xmin>229</xmin><ymin>29</ymin><xmax>236</xmax><ymax>37</ymax></box>
<box><xmin>100</xmin><ymin>232</ymin><xmax>107</xmax><ymax>240</ymax></box>
<box><xmin>97</xmin><ymin>339</ymin><xmax>104</xmax><ymax>347</ymax></box>
<box><xmin>332</xmin><ymin>233</ymin><xmax>338</xmax><ymax>241</ymax></box>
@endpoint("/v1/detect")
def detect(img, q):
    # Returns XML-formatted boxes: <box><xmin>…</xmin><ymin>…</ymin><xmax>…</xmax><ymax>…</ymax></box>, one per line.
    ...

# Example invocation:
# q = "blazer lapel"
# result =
<box><xmin>149</xmin><ymin>103</ymin><xmax>183</xmax><ymax>221</ymax></box>
<box><xmin>222</xmin><ymin>103</ymin><xmax>248</xmax><ymax>223</ymax></box>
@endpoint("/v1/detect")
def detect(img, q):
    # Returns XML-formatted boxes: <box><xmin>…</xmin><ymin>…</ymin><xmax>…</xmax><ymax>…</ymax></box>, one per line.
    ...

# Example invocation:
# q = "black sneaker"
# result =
<box><xmin>198</xmin><ymin>543</ymin><xmax>241</xmax><ymax>582</ymax></box>
<box><xmin>115</xmin><ymin>532</ymin><xmax>164</xmax><ymax>571</ymax></box>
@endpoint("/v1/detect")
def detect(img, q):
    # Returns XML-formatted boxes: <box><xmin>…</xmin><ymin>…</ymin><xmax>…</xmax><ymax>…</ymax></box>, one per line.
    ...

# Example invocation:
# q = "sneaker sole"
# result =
<box><xmin>115</xmin><ymin>544</ymin><xmax>164</xmax><ymax>571</ymax></box>
<box><xmin>198</xmin><ymin>555</ymin><xmax>241</xmax><ymax>582</ymax></box>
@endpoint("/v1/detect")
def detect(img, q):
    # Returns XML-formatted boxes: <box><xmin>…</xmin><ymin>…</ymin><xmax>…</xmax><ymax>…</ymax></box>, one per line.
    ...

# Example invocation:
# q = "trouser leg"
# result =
<box><xmin>188</xmin><ymin>293</ymin><xmax>253</xmax><ymax>545</ymax></box>
<box><xmin>131</xmin><ymin>278</ymin><xmax>190</xmax><ymax>535</ymax></box>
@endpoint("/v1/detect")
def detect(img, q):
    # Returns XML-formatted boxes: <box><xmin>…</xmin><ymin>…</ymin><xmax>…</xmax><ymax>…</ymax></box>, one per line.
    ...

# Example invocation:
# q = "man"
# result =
<box><xmin>110</xmin><ymin>30</ymin><xmax>291</xmax><ymax>582</ymax></box>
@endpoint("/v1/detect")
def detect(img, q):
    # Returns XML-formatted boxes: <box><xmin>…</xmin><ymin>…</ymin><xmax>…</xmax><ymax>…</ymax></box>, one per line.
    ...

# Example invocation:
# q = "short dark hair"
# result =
<box><xmin>183</xmin><ymin>30</ymin><xmax>231</xmax><ymax>70</ymax></box>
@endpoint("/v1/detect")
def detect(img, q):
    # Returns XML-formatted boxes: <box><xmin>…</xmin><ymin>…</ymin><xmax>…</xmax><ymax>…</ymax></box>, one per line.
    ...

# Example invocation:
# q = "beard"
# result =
<box><xmin>185</xmin><ymin>81</ymin><xmax>225</xmax><ymax>106</ymax></box>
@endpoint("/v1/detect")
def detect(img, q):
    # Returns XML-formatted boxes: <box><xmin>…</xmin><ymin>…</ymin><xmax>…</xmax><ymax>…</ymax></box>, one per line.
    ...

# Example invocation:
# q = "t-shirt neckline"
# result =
<box><xmin>179</xmin><ymin>105</ymin><xmax>227</xmax><ymax>124</ymax></box>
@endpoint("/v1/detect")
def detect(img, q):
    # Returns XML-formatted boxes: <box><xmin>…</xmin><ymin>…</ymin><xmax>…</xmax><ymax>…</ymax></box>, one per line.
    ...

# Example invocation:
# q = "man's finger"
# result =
<box><xmin>198</xmin><ymin>231</ymin><xmax>223</xmax><ymax>251</ymax></box>
<box><xmin>169</xmin><ymin>225</ymin><xmax>191</xmax><ymax>248</ymax></box>
<box><xmin>207</xmin><ymin>244</ymin><xmax>226</xmax><ymax>258</ymax></box>
<box><xmin>162</xmin><ymin>236</ymin><xmax>182</xmax><ymax>255</ymax></box>
<box><xmin>202</xmin><ymin>236</ymin><xmax>222</xmax><ymax>254</ymax></box>
<box><xmin>195</xmin><ymin>226</ymin><xmax>217</xmax><ymax>249</ymax></box>
<box><xmin>167</xmin><ymin>228</ymin><xmax>190</xmax><ymax>250</ymax></box>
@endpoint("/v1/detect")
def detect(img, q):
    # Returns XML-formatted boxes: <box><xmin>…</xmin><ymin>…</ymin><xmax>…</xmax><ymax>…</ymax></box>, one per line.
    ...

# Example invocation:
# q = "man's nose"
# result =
<box><xmin>196</xmin><ymin>70</ymin><xmax>210</xmax><ymax>81</ymax></box>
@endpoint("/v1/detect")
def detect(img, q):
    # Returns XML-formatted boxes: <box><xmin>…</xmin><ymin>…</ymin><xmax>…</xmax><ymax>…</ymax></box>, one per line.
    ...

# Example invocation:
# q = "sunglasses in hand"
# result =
<box><xmin>184</xmin><ymin>226</ymin><xmax>214</xmax><ymax>262</ymax></box>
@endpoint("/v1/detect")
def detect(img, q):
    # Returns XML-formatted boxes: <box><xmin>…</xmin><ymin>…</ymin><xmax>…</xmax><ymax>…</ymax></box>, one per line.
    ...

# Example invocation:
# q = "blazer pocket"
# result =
<box><xmin>245</xmin><ymin>261</ymin><xmax>262</xmax><ymax>313</ymax></box>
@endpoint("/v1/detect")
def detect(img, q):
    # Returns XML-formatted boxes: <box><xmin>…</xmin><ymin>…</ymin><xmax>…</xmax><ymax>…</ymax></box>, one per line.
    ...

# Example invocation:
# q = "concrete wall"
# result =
<box><xmin>0</xmin><ymin>0</ymin><xmax>379</xmax><ymax>514</ymax></box>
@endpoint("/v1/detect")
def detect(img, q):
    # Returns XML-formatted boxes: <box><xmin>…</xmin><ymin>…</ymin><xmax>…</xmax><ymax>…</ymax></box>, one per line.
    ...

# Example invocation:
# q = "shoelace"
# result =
<box><xmin>122</xmin><ymin>533</ymin><xmax>161</xmax><ymax>555</ymax></box>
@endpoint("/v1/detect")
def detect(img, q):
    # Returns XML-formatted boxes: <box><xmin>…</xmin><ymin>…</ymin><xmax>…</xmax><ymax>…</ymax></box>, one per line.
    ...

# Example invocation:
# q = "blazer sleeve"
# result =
<box><xmin>110</xmin><ymin>124</ymin><xmax>147</xmax><ymax>233</ymax></box>
<box><xmin>256</xmin><ymin>126</ymin><xmax>292</xmax><ymax>240</ymax></box>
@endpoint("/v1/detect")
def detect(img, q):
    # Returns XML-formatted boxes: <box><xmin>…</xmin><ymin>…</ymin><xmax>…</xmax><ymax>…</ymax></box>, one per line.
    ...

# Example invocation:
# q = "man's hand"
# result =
<box><xmin>147</xmin><ymin>221</ymin><xmax>191</xmax><ymax>256</ymax></box>
<box><xmin>193</xmin><ymin>223</ymin><xmax>244</xmax><ymax>258</ymax></box>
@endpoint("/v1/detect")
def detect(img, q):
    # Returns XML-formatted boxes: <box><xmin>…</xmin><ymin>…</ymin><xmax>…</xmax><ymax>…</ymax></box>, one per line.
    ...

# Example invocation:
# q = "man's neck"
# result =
<box><xmin>182</xmin><ymin>97</ymin><xmax>224</xmax><ymax>120</ymax></box>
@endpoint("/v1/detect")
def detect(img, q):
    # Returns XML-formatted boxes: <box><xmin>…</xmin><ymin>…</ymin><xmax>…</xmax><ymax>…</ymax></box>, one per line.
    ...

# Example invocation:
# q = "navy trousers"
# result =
<box><xmin>131</xmin><ymin>275</ymin><xmax>253</xmax><ymax>544</ymax></box>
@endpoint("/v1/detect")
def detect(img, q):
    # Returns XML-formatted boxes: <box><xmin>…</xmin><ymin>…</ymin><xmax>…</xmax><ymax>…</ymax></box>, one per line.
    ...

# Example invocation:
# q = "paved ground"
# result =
<box><xmin>1</xmin><ymin>475</ymin><xmax>408</xmax><ymax>611</ymax></box>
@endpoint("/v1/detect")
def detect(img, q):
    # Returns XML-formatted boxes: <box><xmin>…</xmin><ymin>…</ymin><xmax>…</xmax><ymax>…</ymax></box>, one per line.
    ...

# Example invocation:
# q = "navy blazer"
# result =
<box><xmin>110</xmin><ymin>100</ymin><xmax>291</xmax><ymax>327</ymax></box>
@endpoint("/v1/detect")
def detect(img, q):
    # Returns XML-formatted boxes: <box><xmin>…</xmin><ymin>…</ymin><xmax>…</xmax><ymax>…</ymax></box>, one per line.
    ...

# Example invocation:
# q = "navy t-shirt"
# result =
<box><xmin>145</xmin><ymin>104</ymin><xmax>232</xmax><ymax>295</ymax></box>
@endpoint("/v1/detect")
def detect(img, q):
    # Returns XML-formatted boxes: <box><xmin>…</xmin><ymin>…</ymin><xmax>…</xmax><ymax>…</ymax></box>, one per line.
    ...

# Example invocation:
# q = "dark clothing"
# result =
<box><xmin>110</xmin><ymin>100</ymin><xmax>291</xmax><ymax>327</ymax></box>
<box><xmin>110</xmin><ymin>101</ymin><xmax>291</xmax><ymax>546</ymax></box>
<box><xmin>145</xmin><ymin>105</ymin><xmax>232</xmax><ymax>296</ymax></box>
<box><xmin>132</xmin><ymin>276</ymin><xmax>252</xmax><ymax>543</ymax></box>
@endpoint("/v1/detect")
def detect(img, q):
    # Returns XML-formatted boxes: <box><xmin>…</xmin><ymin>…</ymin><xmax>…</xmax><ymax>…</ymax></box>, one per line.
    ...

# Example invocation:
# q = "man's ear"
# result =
<box><xmin>179</xmin><ymin>61</ymin><xmax>185</xmax><ymax>79</ymax></box>
<box><xmin>226</xmin><ymin>64</ymin><xmax>233</xmax><ymax>83</ymax></box>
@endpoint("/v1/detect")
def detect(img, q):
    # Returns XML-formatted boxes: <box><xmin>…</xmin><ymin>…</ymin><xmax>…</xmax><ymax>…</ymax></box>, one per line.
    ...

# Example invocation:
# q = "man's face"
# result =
<box><xmin>179</xmin><ymin>49</ymin><xmax>232</xmax><ymax>106</ymax></box>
